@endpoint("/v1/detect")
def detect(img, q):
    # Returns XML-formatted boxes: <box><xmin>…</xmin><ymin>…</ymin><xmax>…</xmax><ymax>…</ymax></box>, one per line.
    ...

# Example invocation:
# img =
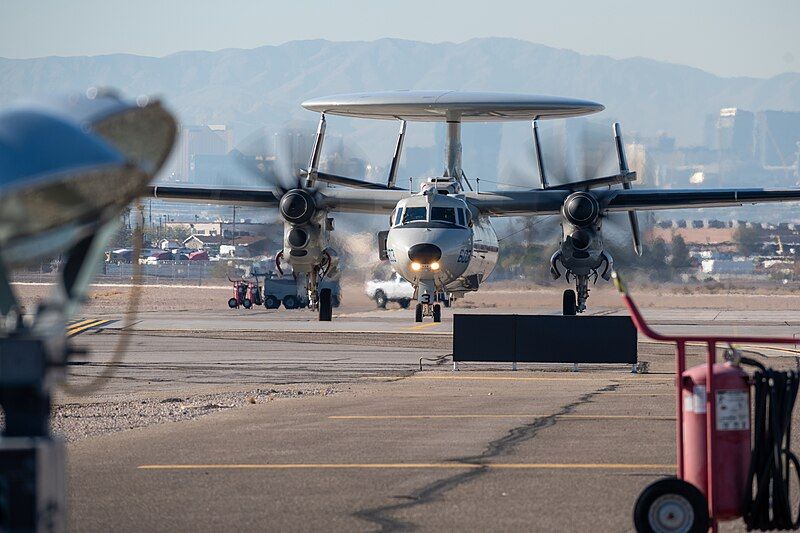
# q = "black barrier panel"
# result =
<box><xmin>453</xmin><ymin>314</ymin><xmax>637</xmax><ymax>364</ymax></box>
<box><xmin>452</xmin><ymin>314</ymin><xmax>515</xmax><ymax>363</ymax></box>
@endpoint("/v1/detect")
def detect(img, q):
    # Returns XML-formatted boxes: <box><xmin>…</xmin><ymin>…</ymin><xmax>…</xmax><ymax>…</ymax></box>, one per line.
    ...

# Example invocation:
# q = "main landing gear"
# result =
<box><xmin>562</xmin><ymin>289</ymin><xmax>577</xmax><ymax>316</ymax></box>
<box><xmin>319</xmin><ymin>287</ymin><xmax>332</xmax><ymax>322</ymax></box>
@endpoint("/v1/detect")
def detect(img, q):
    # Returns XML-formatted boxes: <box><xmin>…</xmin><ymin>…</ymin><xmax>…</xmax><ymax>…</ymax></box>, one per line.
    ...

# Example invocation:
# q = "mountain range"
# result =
<box><xmin>2</xmin><ymin>37</ymin><xmax>800</xmax><ymax>148</ymax></box>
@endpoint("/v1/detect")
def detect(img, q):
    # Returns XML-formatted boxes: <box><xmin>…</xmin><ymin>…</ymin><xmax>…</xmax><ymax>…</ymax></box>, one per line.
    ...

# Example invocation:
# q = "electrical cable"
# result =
<box><xmin>61</xmin><ymin>204</ymin><xmax>144</xmax><ymax>395</ymax></box>
<box><xmin>740</xmin><ymin>356</ymin><xmax>800</xmax><ymax>530</ymax></box>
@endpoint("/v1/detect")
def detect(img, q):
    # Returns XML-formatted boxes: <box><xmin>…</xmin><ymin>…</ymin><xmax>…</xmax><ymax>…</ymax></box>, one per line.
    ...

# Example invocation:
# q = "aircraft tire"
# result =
<box><xmin>319</xmin><ymin>288</ymin><xmax>333</xmax><ymax>321</ymax></box>
<box><xmin>415</xmin><ymin>303</ymin><xmax>423</xmax><ymax>322</ymax></box>
<box><xmin>562</xmin><ymin>289</ymin><xmax>577</xmax><ymax>316</ymax></box>
<box><xmin>375</xmin><ymin>290</ymin><xmax>388</xmax><ymax>309</ymax></box>
<box><xmin>432</xmin><ymin>304</ymin><xmax>441</xmax><ymax>323</ymax></box>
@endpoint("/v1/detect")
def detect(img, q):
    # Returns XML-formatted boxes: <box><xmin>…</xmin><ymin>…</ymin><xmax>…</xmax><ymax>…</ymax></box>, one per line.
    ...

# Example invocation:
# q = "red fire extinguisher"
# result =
<box><xmin>681</xmin><ymin>362</ymin><xmax>751</xmax><ymax>521</ymax></box>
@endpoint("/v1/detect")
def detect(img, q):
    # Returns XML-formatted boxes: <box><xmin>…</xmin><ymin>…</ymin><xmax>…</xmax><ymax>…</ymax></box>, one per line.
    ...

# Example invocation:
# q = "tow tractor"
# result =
<box><xmin>613</xmin><ymin>272</ymin><xmax>800</xmax><ymax>532</ymax></box>
<box><xmin>227</xmin><ymin>269</ymin><xmax>341</xmax><ymax>311</ymax></box>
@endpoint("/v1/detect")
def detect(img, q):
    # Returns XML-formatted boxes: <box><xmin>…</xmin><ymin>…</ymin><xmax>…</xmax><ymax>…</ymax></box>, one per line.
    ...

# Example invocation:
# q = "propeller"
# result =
<box><xmin>231</xmin><ymin>117</ymin><xmax>388</xmax><ymax>273</ymax></box>
<box><xmin>531</xmin><ymin>118</ymin><xmax>619</xmax><ymax>186</ymax></box>
<box><xmin>612</xmin><ymin>123</ymin><xmax>642</xmax><ymax>256</ymax></box>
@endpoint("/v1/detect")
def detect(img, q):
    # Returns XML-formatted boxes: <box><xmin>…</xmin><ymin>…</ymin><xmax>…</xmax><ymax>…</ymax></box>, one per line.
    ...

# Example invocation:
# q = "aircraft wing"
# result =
<box><xmin>150</xmin><ymin>185</ymin><xmax>280</xmax><ymax>206</ymax></box>
<box><xmin>465</xmin><ymin>190</ymin><xmax>570</xmax><ymax>216</ymax></box>
<box><xmin>599</xmin><ymin>188</ymin><xmax>800</xmax><ymax>211</ymax></box>
<box><xmin>317</xmin><ymin>188</ymin><xmax>410</xmax><ymax>214</ymax></box>
<box><xmin>466</xmin><ymin>188</ymin><xmax>800</xmax><ymax>216</ymax></box>
<box><xmin>148</xmin><ymin>185</ymin><xmax>408</xmax><ymax>214</ymax></box>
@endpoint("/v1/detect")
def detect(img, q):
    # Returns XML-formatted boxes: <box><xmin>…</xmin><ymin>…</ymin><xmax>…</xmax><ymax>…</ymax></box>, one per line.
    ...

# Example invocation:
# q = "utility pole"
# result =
<box><xmin>232</xmin><ymin>205</ymin><xmax>237</xmax><ymax>248</ymax></box>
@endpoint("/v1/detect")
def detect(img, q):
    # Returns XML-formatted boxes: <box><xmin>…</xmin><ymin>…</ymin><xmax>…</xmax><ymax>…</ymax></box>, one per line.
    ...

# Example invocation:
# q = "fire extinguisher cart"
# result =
<box><xmin>613</xmin><ymin>272</ymin><xmax>798</xmax><ymax>532</ymax></box>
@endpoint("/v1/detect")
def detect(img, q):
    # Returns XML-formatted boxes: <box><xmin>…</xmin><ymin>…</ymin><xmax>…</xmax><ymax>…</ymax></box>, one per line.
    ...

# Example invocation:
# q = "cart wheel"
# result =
<box><xmin>242</xmin><ymin>298</ymin><xmax>252</xmax><ymax>309</ymax></box>
<box><xmin>283</xmin><ymin>295</ymin><xmax>298</xmax><ymax>309</ymax></box>
<box><xmin>228</xmin><ymin>298</ymin><xmax>238</xmax><ymax>309</ymax></box>
<box><xmin>633</xmin><ymin>477</ymin><xmax>708</xmax><ymax>533</ymax></box>
<box><xmin>399</xmin><ymin>298</ymin><xmax>411</xmax><ymax>309</ymax></box>
<box><xmin>374</xmin><ymin>290</ymin><xmax>388</xmax><ymax>309</ymax></box>
<box><xmin>264</xmin><ymin>295</ymin><xmax>280</xmax><ymax>309</ymax></box>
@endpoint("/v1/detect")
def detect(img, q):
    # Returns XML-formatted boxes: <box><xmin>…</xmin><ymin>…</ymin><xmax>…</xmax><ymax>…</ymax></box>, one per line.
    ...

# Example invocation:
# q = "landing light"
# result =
<box><xmin>411</xmin><ymin>262</ymin><xmax>421</xmax><ymax>271</ymax></box>
<box><xmin>430</xmin><ymin>262</ymin><xmax>440</xmax><ymax>271</ymax></box>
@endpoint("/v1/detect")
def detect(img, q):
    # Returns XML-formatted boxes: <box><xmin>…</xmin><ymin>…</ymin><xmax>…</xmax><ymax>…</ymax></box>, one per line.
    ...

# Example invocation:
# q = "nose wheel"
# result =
<box><xmin>414</xmin><ymin>303</ymin><xmax>442</xmax><ymax>323</ymax></box>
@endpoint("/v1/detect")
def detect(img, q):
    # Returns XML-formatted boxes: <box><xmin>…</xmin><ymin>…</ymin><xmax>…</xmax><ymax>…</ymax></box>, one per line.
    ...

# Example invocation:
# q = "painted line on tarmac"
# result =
<box><xmin>404</xmin><ymin>375</ymin><xmax>669</xmax><ymax>382</ymax></box>
<box><xmin>104</xmin><ymin>326</ymin><xmax>451</xmax><ymax>336</ymax></box>
<box><xmin>640</xmin><ymin>338</ymin><xmax>800</xmax><ymax>356</ymax></box>
<box><xmin>406</xmin><ymin>322</ymin><xmax>443</xmax><ymax>331</ymax></box>
<box><xmin>13</xmin><ymin>282</ymin><xmax>229</xmax><ymax>290</ymax></box>
<box><xmin>67</xmin><ymin>319</ymin><xmax>114</xmax><ymax>337</ymax></box>
<box><xmin>328</xmin><ymin>414</ymin><xmax>675</xmax><ymax>421</ymax></box>
<box><xmin>600</xmin><ymin>392</ymin><xmax>673</xmax><ymax>396</ymax></box>
<box><xmin>138</xmin><ymin>462</ymin><xmax>674</xmax><ymax>471</ymax></box>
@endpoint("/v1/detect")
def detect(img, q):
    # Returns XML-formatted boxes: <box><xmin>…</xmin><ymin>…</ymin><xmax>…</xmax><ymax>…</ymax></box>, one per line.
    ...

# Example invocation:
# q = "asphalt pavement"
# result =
<box><xmin>62</xmin><ymin>304</ymin><xmax>800</xmax><ymax>532</ymax></box>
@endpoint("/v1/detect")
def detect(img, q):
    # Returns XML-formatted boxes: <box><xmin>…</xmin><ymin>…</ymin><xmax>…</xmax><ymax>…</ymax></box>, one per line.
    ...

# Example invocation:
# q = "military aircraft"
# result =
<box><xmin>151</xmin><ymin>90</ymin><xmax>800</xmax><ymax>322</ymax></box>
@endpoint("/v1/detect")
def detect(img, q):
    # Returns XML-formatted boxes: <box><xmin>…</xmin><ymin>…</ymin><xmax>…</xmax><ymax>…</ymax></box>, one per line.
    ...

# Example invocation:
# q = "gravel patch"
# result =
<box><xmin>1</xmin><ymin>387</ymin><xmax>339</xmax><ymax>443</ymax></box>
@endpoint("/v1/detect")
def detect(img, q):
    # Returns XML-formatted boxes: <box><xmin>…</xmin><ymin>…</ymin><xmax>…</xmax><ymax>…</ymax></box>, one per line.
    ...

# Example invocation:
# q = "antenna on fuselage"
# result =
<box><xmin>444</xmin><ymin>115</ymin><xmax>463</xmax><ymax>186</ymax></box>
<box><xmin>532</xmin><ymin>120</ymin><xmax>549</xmax><ymax>189</ymax></box>
<box><xmin>305</xmin><ymin>113</ymin><xmax>326</xmax><ymax>188</ymax></box>
<box><xmin>387</xmin><ymin>120</ymin><xmax>406</xmax><ymax>189</ymax></box>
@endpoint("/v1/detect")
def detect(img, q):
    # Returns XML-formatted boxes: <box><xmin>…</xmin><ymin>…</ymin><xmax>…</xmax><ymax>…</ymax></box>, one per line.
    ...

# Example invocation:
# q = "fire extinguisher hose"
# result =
<box><xmin>740</xmin><ymin>356</ymin><xmax>800</xmax><ymax>530</ymax></box>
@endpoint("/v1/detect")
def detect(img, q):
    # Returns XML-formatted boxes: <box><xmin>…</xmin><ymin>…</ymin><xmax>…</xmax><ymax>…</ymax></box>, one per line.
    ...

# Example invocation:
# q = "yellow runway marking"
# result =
<box><xmin>407</xmin><ymin>375</ymin><xmax>669</xmax><ymax>382</ymax></box>
<box><xmin>328</xmin><ymin>414</ymin><xmax>674</xmax><ymax>421</ymax></box>
<box><xmin>406</xmin><ymin>322</ymin><xmax>442</xmax><ymax>331</ymax></box>
<box><xmin>138</xmin><ymin>462</ymin><xmax>674</xmax><ymax>471</ymax></box>
<box><xmin>67</xmin><ymin>319</ymin><xmax>112</xmax><ymax>337</ymax></box>
<box><xmin>641</xmin><ymin>339</ymin><xmax>800</xmax><ymax>357</ymax></box>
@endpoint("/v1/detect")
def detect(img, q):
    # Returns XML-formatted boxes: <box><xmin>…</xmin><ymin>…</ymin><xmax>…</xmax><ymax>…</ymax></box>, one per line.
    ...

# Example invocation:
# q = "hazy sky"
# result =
<box><xmin>1</xmin><ymin>0</ymin><xmax>798</xmax><ymax>78</ymax></box>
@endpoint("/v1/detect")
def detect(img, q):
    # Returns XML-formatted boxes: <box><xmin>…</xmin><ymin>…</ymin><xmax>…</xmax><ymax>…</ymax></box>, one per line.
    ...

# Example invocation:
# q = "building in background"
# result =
<box><xmin>177</xmin><ymin>125</ymin><xmax>234</xmax><ymax>182</ymax></box>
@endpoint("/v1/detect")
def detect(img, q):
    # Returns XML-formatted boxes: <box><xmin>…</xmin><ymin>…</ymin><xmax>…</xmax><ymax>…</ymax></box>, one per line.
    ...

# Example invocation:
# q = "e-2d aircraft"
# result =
<box><xmin>151</xmin><ymin>90</ymin><xmax>800</xmax><ymax>322</ymax></box>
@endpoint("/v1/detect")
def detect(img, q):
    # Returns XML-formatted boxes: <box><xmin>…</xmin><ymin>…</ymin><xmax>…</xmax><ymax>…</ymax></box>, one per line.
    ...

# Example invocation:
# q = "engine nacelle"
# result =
<box><xmin>279</xmin><ymin>189</ymin><xmax>316</xmax><ymax>225</ymax></box>
<box><xmin>562</xmin><ymin>191</ymin><xmax>600</xmax><ymax>228</ymax></box>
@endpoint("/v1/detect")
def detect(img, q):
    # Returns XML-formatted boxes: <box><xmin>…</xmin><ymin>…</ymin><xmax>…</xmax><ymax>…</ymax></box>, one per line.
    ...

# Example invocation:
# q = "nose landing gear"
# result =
<box><xmin>414</xmin><ymin>302</ymin><xmax>442</xmax><ymax>323</ymax></box>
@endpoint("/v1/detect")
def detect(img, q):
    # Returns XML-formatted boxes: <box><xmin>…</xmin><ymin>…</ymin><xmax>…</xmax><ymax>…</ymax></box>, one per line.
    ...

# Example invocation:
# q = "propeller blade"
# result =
<box><xmin>613</xmin><ymin>123</ymin><xmax>642</xmax><ymax>256</ymax></box>
<box><xmin>625</xmin><ymin>201</ymin><xmax>643</xmax><ymax>256</ymax></box>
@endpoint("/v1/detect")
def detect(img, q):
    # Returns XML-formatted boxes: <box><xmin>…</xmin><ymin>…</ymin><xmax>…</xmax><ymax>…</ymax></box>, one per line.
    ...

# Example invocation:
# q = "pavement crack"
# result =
<box><xmin>352</xmin><ymin>382</ymin><xmax>620</xmax><ymax>531</ymax></box>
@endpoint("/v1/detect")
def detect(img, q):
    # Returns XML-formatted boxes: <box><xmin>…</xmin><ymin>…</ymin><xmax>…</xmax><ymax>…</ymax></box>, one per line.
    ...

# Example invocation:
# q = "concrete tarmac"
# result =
<box><xmin>63</xmin><ymin>304</ymin><xmax>800</xmax><ymax>532</ymax></box>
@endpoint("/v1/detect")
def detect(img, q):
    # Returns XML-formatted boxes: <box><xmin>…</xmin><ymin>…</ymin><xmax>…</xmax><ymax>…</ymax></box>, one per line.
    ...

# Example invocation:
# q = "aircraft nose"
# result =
<box><xmin>408</xmin><ymin>243</ymin><xmax>442</xmax><ymax>264</ymax></box>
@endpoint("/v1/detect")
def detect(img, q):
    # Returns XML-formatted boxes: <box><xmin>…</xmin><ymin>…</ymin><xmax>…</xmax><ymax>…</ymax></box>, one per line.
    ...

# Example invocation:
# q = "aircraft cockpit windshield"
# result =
<box><xmin>431</xmin><ymin>207</ymin><xmax>456</xmax><ymax>224</ymax></box>
<box><xmin>392</xmin><ymin>204</ymin><xmax>470</xmax><ymax>228</ymax></box>
<box><xmin>403</xmin><ymin>207</ymin><xmax>427</xmax><ymax>223</ymax></box>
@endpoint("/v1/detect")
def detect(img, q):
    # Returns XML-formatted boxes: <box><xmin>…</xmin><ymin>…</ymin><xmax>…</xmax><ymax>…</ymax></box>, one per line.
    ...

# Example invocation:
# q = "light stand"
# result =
<box><xmin>0</xmin><ymin>90</ymin><xmax>176</xmax><ymax>532</ymax></box>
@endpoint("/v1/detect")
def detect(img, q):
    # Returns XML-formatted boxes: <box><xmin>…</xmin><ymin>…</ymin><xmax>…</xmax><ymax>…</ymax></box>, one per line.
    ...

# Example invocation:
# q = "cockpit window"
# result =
<box><xmin>456</xmin><ymin>208</ymin><xmax>465</xmax><ymax>227</ymax></box>
<box><xmin>431</xmin><ymin>207</ymin><xmax>456</xmax><ymax>224</ymax></box>
<box><xmin>402</xmin><ymin>207</ymin><xmax>427</xmax><ymax>223</ymax></box>
<box><xmin>393</xmin><ymin>209</ymin><xmax>402</xmax><ymax>226</ymax></box>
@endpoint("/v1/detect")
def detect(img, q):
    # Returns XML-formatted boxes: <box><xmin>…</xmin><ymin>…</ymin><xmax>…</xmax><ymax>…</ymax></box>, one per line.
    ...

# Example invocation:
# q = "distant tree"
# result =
<box><xmin>109</xmin><ymin>225</ymin><xmax>133</xmax><ymax>249</ymax></box>
<box><xmin>670</xmin><ymin>235</ymin><xmax>692</xmax><ymax>268</ymax></box>
<box><xmin>733</xmin><ymin>226</ymin><xmax>763</xmax><ymax>256</ymax></box>
<box><xmin>162</xmin><ymin>225</ymin><xmax>192</xmax><ymax>243</ymax></box>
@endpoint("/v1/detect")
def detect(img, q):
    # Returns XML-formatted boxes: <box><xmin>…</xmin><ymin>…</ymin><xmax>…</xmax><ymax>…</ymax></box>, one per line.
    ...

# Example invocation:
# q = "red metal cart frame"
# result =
<box><xmin>613</xmin><ymin>273</ymin><xmax>797</xmax><ymax>531</ymax></box>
